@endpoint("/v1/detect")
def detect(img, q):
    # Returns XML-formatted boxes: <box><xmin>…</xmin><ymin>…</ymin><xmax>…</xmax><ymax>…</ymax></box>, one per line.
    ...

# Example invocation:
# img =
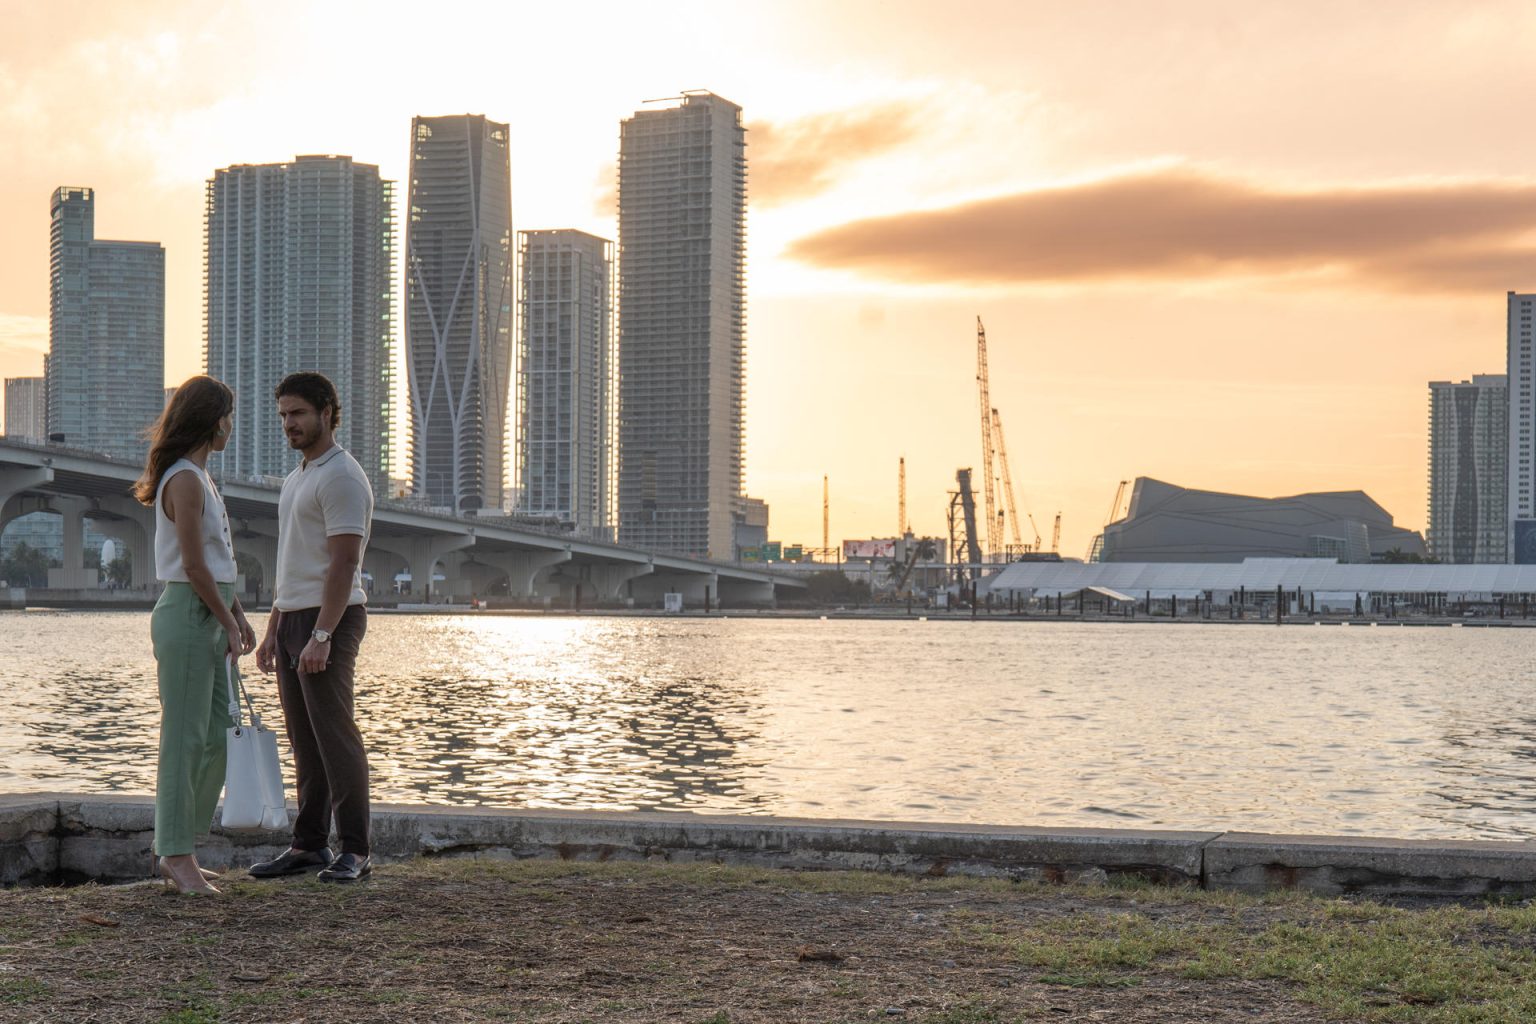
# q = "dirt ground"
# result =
<box><xmin>1</xmin><ymin>859</ymin><xmax>1351</xmax><ymax>1024</ymax></box>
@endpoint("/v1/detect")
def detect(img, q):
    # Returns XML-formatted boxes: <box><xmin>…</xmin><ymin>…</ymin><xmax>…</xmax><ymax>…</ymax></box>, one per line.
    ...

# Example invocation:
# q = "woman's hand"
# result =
<box><xmin>234</xmin><ymin>612</ymin><xmax>256</xmax><ymax>654</ymax></box>
<box><xmin>224</xmin><ymin>619</ymin><xmax>245</xmax><ymax>661</ymax></box>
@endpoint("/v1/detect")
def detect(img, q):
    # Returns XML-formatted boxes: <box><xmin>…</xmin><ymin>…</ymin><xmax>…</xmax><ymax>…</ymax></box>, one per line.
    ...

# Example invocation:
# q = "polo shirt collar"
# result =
<box><xmin>303</xmin><ymin>445</ymin><xmax>345</xmax><ymax>470</ymax></box>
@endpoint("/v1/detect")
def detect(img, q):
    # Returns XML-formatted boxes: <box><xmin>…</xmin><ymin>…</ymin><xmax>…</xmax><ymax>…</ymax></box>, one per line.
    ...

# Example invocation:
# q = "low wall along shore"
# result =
<box><xmin>3</xmin><ymin>794</ymin><xmax>1535</xmax><ymax>899</ymax></box>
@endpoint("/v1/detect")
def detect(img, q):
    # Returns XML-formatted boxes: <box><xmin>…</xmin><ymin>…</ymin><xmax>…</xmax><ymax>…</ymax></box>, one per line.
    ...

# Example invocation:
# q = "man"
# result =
<box><xmin>250</xmin><ymin>372</ymin><xmax>375</xmax><ymax>883</ymax></box>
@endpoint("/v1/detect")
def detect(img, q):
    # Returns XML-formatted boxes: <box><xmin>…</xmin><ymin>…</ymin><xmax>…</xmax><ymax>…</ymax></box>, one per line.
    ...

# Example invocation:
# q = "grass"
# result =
<box><xmin>971</xmin><ymin>893</ymin><xmax>1536</xmax><ymax>1022</ymax></box>
<box><xmin>2</xmin><ymin>858</ymin><xmax>1535</xmax><ymax>1022</ymax></box>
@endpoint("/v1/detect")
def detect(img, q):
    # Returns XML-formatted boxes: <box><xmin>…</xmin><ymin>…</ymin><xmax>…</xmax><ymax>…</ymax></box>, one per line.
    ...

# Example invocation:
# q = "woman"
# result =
<box><xmin>133</xmin><ymin>375</ymin><xmax>255</xmax><ymax>895</ymax></box>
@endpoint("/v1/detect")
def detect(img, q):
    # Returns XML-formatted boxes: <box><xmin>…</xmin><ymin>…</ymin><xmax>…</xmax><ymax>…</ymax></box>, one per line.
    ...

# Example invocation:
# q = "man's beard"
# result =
<box><xmin>287</xmin><ymin>428</ymin><xmax>315</xmax><ymax>450</ymax></box>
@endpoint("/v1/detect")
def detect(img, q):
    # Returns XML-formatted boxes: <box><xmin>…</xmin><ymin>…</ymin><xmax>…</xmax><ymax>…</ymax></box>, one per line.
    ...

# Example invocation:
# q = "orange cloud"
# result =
<box><xmin>785</xmin><ymin>169</ymin><xmax>1536</xmax><ymax>293</ymax></box>
<box><xmin>748</xmin><ymin>103</ymin><xmax>921</xmax><ymax>207</ymax></box>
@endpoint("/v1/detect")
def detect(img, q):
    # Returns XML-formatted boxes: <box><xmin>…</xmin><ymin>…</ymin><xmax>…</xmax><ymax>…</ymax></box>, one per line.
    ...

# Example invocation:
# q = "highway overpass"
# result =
<box><xmin>0</xmin><ymin>439</ymin><xmax>803</xmax><ymax>607</ymax></box>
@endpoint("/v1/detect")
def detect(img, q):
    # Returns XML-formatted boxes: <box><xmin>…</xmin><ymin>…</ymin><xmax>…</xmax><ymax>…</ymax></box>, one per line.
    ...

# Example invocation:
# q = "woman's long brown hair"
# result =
<box><xmin>132</xmin><ymin>376</ymin><xmax>235</xmax><ymax>505</ymax></box>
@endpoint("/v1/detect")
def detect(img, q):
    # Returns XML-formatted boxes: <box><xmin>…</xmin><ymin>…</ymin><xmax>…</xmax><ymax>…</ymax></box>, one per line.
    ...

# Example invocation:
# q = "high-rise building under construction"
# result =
<box><xmin>617</xmin><ymin>91</ymin><xmax>756</xmax><ymax>558</ymax></box>
<box><xmin>405</xmin><ymin>114</ymin><xmax>513</xmax><ymax>514</ymax></box>
<box><xmin>204</xmin><ymin>156</ymin><xmax>395</xmax><ymax>492</ymax></box>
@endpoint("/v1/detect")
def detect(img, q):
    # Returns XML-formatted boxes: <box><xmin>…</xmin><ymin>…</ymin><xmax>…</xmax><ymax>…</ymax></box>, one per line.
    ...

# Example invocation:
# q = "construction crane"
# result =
<box><xmin>1025</xmin><ymin>512</ymin><xmax>1043</xmax><ymax>551</ymax></box>
<box><xmin>898</xmin><ymin>457</ymin><xmax>908</xmax><ymax>536</ymax></box>
<box><xmin>1051</xmin><ymin>512</ymin><xmax>1061</xmax><ymax>554</ymax></box>
<box><xmin>1086</xmin><ymin>480</ymin><xmax>1130</xmax><ymax>562</ymax></box>
<box><xmin>991</xmin><ymin>407</ymin><xmax>1024</xmax><ymax>555</ymax></box>
<box><xmin>1105</xmin><ymin>479</ymin><xmax>1129</xmax><ymax>525</ymax></box>
<box><xmin>893</xmin><ymin>537</ymin><xmax>937</xmax><ymax>595</ymax></box>
<box><xmin>949</xmin><ymin>467</ymin><xmax>982</xmax><ymax>580</ymax></box>
<box><xmin>823</xmin><ymin>475</ymin><xmax>830</xmax><ymax>560</ymax></box>
<box><xmin>975</xmin><ymin>317</ymin><xmax>1000</xmax><ymax>561</ymax></box>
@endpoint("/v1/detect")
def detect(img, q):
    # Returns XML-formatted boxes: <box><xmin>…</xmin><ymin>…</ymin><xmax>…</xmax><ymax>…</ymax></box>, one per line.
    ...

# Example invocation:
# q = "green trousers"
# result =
<box><xmin>150</xmin><ymin>581</ymin><xmax>235</xmax><ymax>857</ymax></box>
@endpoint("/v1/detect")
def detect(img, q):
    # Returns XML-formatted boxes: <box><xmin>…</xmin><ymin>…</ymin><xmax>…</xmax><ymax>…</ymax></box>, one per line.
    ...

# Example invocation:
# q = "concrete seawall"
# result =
<box><xmin>3</xmin><ymin>793</ymin><xmax>1533</xmax><ymax>899</ymax></box>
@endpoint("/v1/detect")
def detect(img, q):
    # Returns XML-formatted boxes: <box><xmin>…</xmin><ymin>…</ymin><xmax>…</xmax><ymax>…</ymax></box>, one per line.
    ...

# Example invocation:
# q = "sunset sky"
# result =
<box><xmin>3</xmin><ymin>0</ymin><xmax>1534</xmax><ymax>557</ymax></box>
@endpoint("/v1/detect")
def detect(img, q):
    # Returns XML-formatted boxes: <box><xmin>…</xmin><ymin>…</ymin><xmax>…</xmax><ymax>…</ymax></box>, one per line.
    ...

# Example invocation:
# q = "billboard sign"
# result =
<box><xmin>843</xmin><ymin>539</ymin><xmax>897</xmax><ymax>559</ymax></box>
<box><xmin>762</xmin><ymin>541</ymin><xmax>782</xmax><ymax>561</ymax></box>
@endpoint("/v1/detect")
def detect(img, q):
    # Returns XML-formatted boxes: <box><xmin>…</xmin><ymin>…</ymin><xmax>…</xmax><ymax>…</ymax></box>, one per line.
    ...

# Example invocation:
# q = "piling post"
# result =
<box><xmin>1276</xmin><ymin>584</ymin><xmax>1283</xmax><ymax>625</ymax></box>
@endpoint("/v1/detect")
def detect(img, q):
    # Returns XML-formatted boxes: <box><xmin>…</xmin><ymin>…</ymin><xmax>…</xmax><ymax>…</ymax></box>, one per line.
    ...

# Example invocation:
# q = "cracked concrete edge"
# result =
<box><xmin>3</xmin><ymin>795</ymin><xmax>1535</xmax><ymax>897</ymax></box>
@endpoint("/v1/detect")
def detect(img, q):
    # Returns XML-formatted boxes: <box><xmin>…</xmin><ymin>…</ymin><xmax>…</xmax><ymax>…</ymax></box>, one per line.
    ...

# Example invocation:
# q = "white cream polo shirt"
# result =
<box><xmin>274</xmin><ymin>445</ymin><xmax>373</xmax><ymax>611</ymax></box>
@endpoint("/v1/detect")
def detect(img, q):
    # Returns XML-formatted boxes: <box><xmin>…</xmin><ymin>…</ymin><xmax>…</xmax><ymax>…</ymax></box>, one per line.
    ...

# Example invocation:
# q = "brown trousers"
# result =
<box><xmin>274</xmin><ymin>604</ymin><xmax>370</xmax><ymax>856</ymax></box>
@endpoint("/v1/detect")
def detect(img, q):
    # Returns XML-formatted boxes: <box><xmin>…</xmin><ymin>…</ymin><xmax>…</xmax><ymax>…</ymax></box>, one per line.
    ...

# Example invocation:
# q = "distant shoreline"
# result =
<box><xmin>6</xmin><ymin>601</ymin><xmax>1535</xmax><ymax>627</ymax></box>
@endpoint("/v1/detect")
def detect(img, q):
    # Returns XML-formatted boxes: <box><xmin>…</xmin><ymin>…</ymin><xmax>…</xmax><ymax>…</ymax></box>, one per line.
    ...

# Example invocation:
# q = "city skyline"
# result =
<box><xmin>7</xmin><ymin>2</ymin><xmax>1536</xmax><ymax>556</ymax></box>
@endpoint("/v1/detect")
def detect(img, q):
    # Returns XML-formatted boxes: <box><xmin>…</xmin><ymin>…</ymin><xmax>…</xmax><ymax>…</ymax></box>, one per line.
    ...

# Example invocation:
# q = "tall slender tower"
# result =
<box><xmin>1428</xmin><ymin>375</ymin><xmax>1507</xmax><ymax>563</ymax></box>
<box><xmin>204</xmin><ymin>156</ymin><xmax>395</xmax><ymax>491</ymax></box>
<box><xmin>405</xmin><ymin>115</ymin><xmax>513</xmax><ymax>514</ymax></box>
<box><xmin>47</xmin><ymin>187</ymin><xmax>164</xmax><ymax>459</ymax></box>
<box><xmin>617</xmin><ymin>91</ymin><xmax>749</xmax><ymax>558</ymax></box>
<box><xmin>516</xmin><ymin>229</ymin><xmax>615</xmax><ymax>538</ymax></box>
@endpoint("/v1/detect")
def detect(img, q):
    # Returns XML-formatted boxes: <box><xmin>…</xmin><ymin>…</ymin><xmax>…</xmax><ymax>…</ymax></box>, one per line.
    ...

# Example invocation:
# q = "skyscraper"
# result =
<box><xmin>47</xmin><ymin>187</ymin><xmax>164</xmax><ymax>459</ymax></box>
<box><xmin>204</xmin><ymin>156</ymin><xmax>395</xmax><ymax>491</ymax></box>
<box><xmin>617</xmin><ymin>91</ymin><xmax>751</xmax><ymax>558</ymax></box>
<box><xmin>4</xmin><ymin>377</ymin><xmax>46</xmax><ymax>442</ymax></box>
<box><xmin>1428</xmin><ymin>375</ymin><xmax>1507</xmax><ymax>563</ymax></box>
<box><xmin>516</xmin><ymin>229</ymin><xmax>615</xmax><ymax>538</ymax></box>
<box><xmin>405</xmin><ymin>115</ymin><xmax>512</xmax><ymax>514</ymax></box>
<box><xmin>1509</xmin><ymin>293</ymin><xmax>1536</xmax><ymax>562</ymax></box>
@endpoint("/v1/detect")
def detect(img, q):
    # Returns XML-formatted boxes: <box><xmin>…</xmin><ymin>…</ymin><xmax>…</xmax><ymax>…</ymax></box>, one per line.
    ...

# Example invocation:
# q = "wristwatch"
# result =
<box><xmin>311</xmin><ymin>628</ymin><xmax>332</xmax><ymax>644</ymax></box>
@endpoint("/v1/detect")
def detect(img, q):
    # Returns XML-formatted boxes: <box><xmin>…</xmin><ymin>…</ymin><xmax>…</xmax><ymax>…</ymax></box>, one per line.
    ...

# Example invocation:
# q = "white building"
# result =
<box><xmin>617</xmin><ymin>91</ymin><xmax>756</xmax><ymax>558</ymax></box>
<box><xmin>405</xmin><ymin>115</ymin><xmax>512</xmax><ymax>514</ymax></box>
<box><xmin>47</xmin><ymin>187</ymin><xmax>164</xmax><ymax>460</ymax></box>
<box><xmin>204</xmin><ymin>156</ymin><xmax>395</xmax><ymax>493</ymax></box>
<box><xmin>4</xmin><ymin>377</ymin><xmax>45</xmax><ymax>442</ymax></box>
<box><xmin>516</xmin><ymin>230</ymin><xmax>614</xmax><ymax>538</ymax></box>
<box><xmin>1428</xmin><ymin>375</ymin><xmax>1507</xmax><ymax>563</ymax></box>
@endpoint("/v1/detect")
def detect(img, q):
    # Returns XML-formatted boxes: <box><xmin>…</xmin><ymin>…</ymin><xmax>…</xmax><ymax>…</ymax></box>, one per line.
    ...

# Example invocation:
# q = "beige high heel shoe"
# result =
<box><xmin>157</xmin><ymin>856</ymin><xmax>220</xmax><ymax>896</ymax></box>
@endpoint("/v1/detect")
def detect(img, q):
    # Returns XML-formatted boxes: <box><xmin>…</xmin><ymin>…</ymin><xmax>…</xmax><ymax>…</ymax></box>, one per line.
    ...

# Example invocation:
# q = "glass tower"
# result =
<box><xmin>47</xmin><ymin>187</ymin><xmax>164</xmax><ymax>460</ymax></box>
<box><xmin>204</xmin><ymin>156</ymin><xmax>395</xmax><ymax>491</ymax></box>
<box><xmin>516</xmin><ymin>230</ymin><xmax>615</xmax><ymax>538</ymax></box>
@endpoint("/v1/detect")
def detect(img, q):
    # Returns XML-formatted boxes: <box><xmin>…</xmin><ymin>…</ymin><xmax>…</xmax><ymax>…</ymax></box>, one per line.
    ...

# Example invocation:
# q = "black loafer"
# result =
<box><xmin>317</xmin><ymin>852</ymin><xmax>372</xmax><ymax>884</ymax></box>
<box><xmin>248</xmin><ymin>846</ymin><xmax>334</xmax><ymax>879</ymax></box>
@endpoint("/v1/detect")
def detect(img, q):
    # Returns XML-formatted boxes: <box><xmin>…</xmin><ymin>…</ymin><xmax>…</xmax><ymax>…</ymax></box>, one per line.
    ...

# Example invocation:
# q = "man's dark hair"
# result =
<box><xmin>274</xmin><ymin>371</ymin><xmax>341</xmax><ymax>429</ymax></box>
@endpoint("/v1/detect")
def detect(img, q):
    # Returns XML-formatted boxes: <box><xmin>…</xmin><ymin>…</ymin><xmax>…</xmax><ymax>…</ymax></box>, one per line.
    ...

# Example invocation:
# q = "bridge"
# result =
<box><xmin>0</xmin><ymin>439</ymin><xmax>804</xmax><ymax>607</ymax></box>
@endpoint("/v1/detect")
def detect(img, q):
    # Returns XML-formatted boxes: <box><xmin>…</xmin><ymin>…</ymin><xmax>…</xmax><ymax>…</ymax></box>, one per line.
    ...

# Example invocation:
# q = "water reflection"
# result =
<box><xmin>6</xmin><ymin>611</ymin><xmax>1536</xmax><ymax>839</ymax></box>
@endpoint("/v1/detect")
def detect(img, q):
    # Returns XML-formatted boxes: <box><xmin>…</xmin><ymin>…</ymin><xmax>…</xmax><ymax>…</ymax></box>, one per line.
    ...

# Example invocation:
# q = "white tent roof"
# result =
<box><xmin>992</xmin><ymin>557</ymin><xmax>1536</xmax><ymax>596</ymax></box>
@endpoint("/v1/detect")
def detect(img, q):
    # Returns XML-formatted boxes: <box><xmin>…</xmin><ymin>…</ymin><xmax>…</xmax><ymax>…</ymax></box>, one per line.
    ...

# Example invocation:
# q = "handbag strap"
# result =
<box><xmin>225</xmin><ymin>655</ymin><xmax>262</xmax><ymax>730</ymax></box>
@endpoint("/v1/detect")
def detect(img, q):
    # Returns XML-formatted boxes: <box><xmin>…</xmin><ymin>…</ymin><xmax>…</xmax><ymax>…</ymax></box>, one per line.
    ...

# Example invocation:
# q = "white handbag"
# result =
<box><xmin>221</xmin><ymin>654</ymin><xmax>289</xmax><ymax>832</ymax></box>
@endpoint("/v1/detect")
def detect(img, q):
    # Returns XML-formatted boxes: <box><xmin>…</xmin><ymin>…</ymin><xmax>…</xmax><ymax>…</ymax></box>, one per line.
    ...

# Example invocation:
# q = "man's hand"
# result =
<box><xmin>256</xmin><ymin>630</ymin><xmax>279</xmax><ymax>675</ymax></box>
<box><xmin>298</xmin><ymin>636</ymin><xmax>331</xmax><ymax>674</ymax></box>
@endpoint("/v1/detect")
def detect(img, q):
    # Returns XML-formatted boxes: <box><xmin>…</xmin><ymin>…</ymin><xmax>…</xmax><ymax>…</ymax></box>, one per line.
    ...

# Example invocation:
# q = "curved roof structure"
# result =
<box><xmin>1101</xmin><ymin>478</ymin><xmax>1426</xmax><ymax>563</ymax></box>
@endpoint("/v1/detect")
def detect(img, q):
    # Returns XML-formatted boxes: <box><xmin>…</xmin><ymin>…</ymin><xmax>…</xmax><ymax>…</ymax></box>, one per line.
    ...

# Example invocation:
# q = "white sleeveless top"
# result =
<box><xmin>154</xmin><ymin>459</ymin><xmax>237</xmax><ymax>583</ymax></box>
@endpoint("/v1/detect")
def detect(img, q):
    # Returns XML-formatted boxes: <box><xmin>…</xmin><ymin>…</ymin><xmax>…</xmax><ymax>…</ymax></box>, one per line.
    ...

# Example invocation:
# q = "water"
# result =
<box><xmin>3</xmin><ymin>611</ymin><xmax>1535</xmax><ymax>840</ymax></box>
